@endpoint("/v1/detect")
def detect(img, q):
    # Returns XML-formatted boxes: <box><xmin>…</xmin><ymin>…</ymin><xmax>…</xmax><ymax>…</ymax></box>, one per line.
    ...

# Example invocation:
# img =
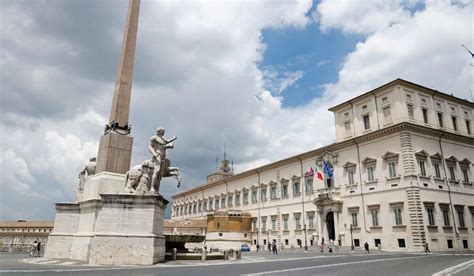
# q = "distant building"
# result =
<box><xmin>164</xmin><ymin>219</ymin><xmax>207</xmax><ymax>236</ymax></box>
<box><xmin>171</xmin><ymin>79</ymin><xmax>474</xmax><ymax>252</ymax></box>
<box><xmin>205</xmin><ymin>210</ymin><xmax>252</xmax><ymax>250</ymax></box>
<box><xmin>0</xmin><ymin>220</ymin><xmax>53</xmax><ymax>250</ymax></box>
<box><xmin>164</xmin><ymin>210</ymin><xmax>251</xmax><ymax>251</ymax></box>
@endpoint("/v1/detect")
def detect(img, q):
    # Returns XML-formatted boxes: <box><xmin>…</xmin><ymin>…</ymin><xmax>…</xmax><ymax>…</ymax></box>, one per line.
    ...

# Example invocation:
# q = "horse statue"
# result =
<box><xmin>161</xmin><ymin>158</ymin><xmax>182</xmax><ymax>188</ymax></box>
<box><xmin>124</xmin><ymin>158</ymin><xmax>181</xmax><ymax>194</ymax></box>
<box><xmin>125</xmin><ymin>127</ymin><xmax>182</xmax><ymax>194</ymax></box>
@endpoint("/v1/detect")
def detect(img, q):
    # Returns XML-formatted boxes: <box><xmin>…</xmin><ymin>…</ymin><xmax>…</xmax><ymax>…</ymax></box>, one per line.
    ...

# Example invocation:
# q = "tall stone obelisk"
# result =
<box><xmin>96</xmin><ymin>0</ymin><xmax>140</xmax><ymax>174</ymax></box>
<box><xmin>46</xmin><ymin>0</ymin><xmax>169</xmax><ymax>265</ymax></box>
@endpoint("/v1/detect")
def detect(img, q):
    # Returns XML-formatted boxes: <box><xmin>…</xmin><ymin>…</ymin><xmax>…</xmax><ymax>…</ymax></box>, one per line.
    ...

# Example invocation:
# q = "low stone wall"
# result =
<box><xmin>0</xmin><ymin>245</ymin><xmax>45</xmax><ymax>253</ymax></box>
<box><xmin>164</xmin><ymin>252</ymin><xmax>224</xmax><ymax>261</ymax></box>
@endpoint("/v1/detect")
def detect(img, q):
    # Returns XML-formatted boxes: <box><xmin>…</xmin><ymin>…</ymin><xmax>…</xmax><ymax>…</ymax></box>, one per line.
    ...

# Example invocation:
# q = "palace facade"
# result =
<box><xmin>0</xmin><ymin>220</ymin><xmax>53</xmax><ymax>251</ymax></box>
<box><xmin>171</xmin><ymin>79</ymin><xmax>474</xmax><ymax>252</ymax></box>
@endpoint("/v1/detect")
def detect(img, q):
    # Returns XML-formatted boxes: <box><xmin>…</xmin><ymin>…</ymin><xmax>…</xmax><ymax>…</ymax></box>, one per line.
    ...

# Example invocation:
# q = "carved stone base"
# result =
<box><xmin>43</xmin><ymin>203</ymin><xmax>80</xmax><ymax>259</ymax></box>
<box><xmin>45</xmin><ymin>193</ymin><xmax>168</xmax><ymax>265</ymax></box>
<box><xmin>88</xmin><ymin>194</ymin><xmax>168</xmax><ymax>265</ymax></box>
<box><xmin>96</xmin><ymin>132</ymin><xmax>133</xmax><ymax>174</ymax></box>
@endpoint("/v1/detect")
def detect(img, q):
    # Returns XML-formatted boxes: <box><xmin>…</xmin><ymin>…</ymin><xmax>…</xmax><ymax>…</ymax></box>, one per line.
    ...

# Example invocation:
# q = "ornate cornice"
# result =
<box><xmin>329</xmin><ymin>78</ymin><xmax>473</xmax><ymax>112</ymax></box>
<box><xmin>173</xmin><ymin>122</ymin><xmax>473</xmax><ymax>199</ymax></box>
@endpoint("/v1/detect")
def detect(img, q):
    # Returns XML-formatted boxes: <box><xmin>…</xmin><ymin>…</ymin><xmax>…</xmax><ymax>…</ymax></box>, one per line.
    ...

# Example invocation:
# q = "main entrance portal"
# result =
<box><xmin>326</xmin><ymin>211</ymin><xmax>335</xmax><ymax>241</ymax></box>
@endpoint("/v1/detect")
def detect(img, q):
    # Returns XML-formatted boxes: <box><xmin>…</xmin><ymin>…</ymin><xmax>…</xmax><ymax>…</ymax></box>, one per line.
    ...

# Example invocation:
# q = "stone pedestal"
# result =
<box><xmin>96</xmin><ymin>132</ymin><xmax>133</xmax><ymax>174</ymax></box>
<box><xmin>44</xmin><ymin>203</ymin><xmax>80</xmax><ymax>259</ymax></box>
<box><xmin>88</xmin><ymin>194</ymin><xmax>167</xmax><ymax>265</ymax></box>
<box><xmin>45</xmin><ymin>173</ymin><xmax>168</xmax><ymax>265</ymax></box>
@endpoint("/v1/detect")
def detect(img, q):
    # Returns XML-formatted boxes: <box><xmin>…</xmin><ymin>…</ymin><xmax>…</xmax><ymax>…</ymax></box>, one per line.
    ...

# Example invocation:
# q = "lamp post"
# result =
<box><xmin>350</xmin><ymin>224</ymin><xmax>354</xmax><ymax>251</ymax></box>
<box><xmin>267</xmin><ymin>230</ymin><xmax>271</xmax><ymax>251</ymax></box>
<box><xmin>303</xmin><ymin>224</ymin><xmax>308</xmax><ymax>251</ymax></box>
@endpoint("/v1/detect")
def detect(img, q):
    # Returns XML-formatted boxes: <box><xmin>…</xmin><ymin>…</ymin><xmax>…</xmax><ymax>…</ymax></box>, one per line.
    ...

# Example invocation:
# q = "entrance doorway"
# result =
<box><xmin>326</xmin><ymin>211</ymin><xmax>335</xmax><ymax>241</ymax></box>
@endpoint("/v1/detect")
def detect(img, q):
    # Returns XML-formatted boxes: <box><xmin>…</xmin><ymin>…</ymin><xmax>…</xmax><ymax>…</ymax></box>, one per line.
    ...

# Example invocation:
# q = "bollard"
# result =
<box><xmin>172</xmin><ymin>248</ymin><xmax>177</xmax><ymax>261</ymax></box>
<box><xmin>201</xmin><ymin>248</ymin><xmax>207</xmax><ymax>261</ymax></box>
<box><xmin>236</xmin><ymin>250</ymin><xmax>241</xmax><ymax>260</ymax></box>
<box><xmin>223</xmin><ymin>250</ymin><xmax>228</xmax><ymax>260</ymax></box>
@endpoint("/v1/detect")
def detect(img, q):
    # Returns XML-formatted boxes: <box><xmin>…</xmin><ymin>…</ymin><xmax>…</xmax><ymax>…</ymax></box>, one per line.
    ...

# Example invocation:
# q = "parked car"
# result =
<box><xmin>240</xmin><ymin>244</ymin><xmax>250</xmax><ymax>252</ymax></box>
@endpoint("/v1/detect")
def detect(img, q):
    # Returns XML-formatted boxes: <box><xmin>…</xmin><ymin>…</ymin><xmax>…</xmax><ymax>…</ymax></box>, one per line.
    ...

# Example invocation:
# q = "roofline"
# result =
<box><xmin>172</xmin><ymin>121</ymin><xmax>473</xmax><ymax>199</ymax></box>
<box><xmin>328</xmin><ymin>78</ymin><xmax>474</xmax><ymax>112</ymax></box>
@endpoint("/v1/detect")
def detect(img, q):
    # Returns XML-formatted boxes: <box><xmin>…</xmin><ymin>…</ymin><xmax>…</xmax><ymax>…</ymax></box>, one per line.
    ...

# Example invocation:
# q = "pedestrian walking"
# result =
<box><xmin>364</xmin><ymin>242</ymin><xmax>370</xmax><ymax>254</ymax></box>
<box><xmin>328</xmin><ymin>239</ymin><xmax>334</xmax><ymax>253</ymax></box>
<box><xmin>424</xmin><ymin>243</ymin><xmax>430</xmax><ymax>253</ymax></box>
<box><xmin>30</xmin><ymin>241</ymin><xmax>37</xmax><ymax>257</ymax></box>
<box><xmin>37</xmin><ymin>241</ymin><xmax>41</xmax><ymax>256</ymax></box>
<box><xmin>320</xmin><ymin>240</ymin><xmax>325</xmax><ymax>253</ymax></box>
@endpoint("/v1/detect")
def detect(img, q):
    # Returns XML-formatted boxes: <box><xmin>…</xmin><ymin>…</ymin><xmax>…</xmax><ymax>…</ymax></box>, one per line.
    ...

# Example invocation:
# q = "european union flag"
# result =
<box><xmin>323</xmin><ymin>161</ymin><xmax>333</xmax><ymax>178</ymax></box>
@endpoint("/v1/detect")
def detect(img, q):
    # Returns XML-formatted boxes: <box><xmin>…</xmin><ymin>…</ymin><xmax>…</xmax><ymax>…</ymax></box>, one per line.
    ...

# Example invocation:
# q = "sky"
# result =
<box><xmin>0</xmin><ymin>0</ymin><xmax>472</xmax><ymax>220</ymax></box>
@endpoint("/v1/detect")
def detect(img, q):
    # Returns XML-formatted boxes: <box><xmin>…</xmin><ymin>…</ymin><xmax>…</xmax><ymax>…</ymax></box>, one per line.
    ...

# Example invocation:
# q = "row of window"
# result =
<box><xmin>344</xmin><ymin>153</ymin><xmax>400</xmax><ymax>186</ymax></box>
<box><xmin>417</xmin><ymin>156</ymin><xmax>471</xmax><ymax>183</ymax></box>
<box><xmin>0</xmin><ymin>228</ymin><xmax>52</xmax><ymax>232</ymax></box>
<box><xmin>344</xmin><ymin>153</ymin><xmax>472</xmax><ymax>186</ymax></box>
<box><xmin>345</xmin><ymin>103</ymin><xmax>471</xmax><ymax>137</ymax></box>
<box><xmin>173</xmin><ymin>175</ymin><xmax>331</xmax><ymax>217</ymax></box>
<box><xmin>251</xmin><ymin>212</ymin><xmax>315</xmax><ymax>232</ymax></box>
<box><xmin>250</xmin><ymin>208</ymin><xmax>401</xmax><ymax>233</ymax></box>
<box><xmin>425</xmin><ymin>204</ymin><xmax>473</xmax><ymax>228</ymax></box>
<box><xmin>253</xmin><ymin>237</ymin><xmax>469</xmax><ymax>249</ymax></box>
<box><xmin>360</xmin><ymin>204</ymin><xmax>473</xmax><ymax>229</ymax></box>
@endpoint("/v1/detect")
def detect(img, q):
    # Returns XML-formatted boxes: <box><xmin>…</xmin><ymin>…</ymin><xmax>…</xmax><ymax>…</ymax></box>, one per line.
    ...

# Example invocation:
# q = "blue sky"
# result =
<box><xmin>260</xmin><ymin>21</ymin><xmax>361</xmax><ymax>108</ymax></box>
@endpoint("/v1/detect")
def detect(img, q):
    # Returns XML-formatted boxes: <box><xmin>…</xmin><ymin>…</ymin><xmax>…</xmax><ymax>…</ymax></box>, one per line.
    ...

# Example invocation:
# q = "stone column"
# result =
<box><xmin>96</xmin><ymin>0</ymin><xmax>140</xmax><ymax>174</ymax></box>
<box><xmin>333</xmin><ymin>209</ymin><xmax>339</xmax><ymax>242</ymax></box>
<box><xmin>318</xmin><ymin>210</ymin><xmax>323</xmax><ymax>243</ymax></box>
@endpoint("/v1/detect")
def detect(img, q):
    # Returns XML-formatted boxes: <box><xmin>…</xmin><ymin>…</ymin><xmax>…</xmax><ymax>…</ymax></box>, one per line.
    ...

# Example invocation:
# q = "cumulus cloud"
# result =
<box><xmin>0</xmin><ymin>0</ymin><xmax>471</xmax><ymax>221</ymax></box>
<box><xmin>0</xmin><ymin>0</ymin><xmax>313</xmax><ymax>220</ymax></box>
<box><xmin>318</xmin><ymin>0</ymin><xmax>473</xmax><ymax>103</ymax></box>
<box><xmin>0</xmin><ymin>149</ymin><xmax>34</xmax><ymax>193</ymax></box>
<box><xmin>314</xmin><ymin>0</ymin><xmax>417</xmax><ymax>35</ymax></box>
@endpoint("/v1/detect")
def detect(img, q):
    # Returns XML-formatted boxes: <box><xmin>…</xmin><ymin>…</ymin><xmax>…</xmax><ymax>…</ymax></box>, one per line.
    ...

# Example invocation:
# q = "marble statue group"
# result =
<box><xmin>72</xmin><ymin>127</ymin><xmax>181</xmax><ymax>200</ymax></box>
<box><xmin>125</xmin><ymin>127</ymin><xmax>182</xmax><ymax>194</ymax></box>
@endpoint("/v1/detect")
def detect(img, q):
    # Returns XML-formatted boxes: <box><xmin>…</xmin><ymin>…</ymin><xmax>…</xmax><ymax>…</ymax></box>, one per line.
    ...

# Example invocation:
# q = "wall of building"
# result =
<box><xmin>171</xmin><ymin>80</ymin><xmax>474</xmax><ymax>252</ymax></box>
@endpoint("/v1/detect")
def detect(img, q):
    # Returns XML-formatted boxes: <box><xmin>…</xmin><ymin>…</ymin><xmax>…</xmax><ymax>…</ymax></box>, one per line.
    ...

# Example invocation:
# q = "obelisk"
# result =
<box><xmin>96</xmin><ymin>0</ymin><xmax>140</xmax><ymax>174</ymax></box>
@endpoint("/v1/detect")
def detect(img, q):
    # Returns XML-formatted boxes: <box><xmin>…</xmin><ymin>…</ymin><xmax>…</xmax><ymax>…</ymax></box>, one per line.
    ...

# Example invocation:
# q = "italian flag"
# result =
<box><xmin>315</xmin><ymin>163</ymin><xmax>324</xmax><ymax>182</ymax></box>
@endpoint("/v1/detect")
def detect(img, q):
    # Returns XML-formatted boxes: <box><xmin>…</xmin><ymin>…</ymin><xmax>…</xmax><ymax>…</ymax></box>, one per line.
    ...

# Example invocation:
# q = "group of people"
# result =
<box><xmin>30</xmin><ymin>240</ymin><xmax>42</xmax><ymax>258</ymax></box>
<box><xmin>267</xmin><ymin>240</ymin><xmax>278</xmax><ymax>254</ymax></box>
<box><xmin>319</xmin><ymin>238</ymin><xmax>336</xmax><ymax>253</ymax></box>
<box><xmin>256</xmin><ymin>239</ymin><xmax>432</xmax><ymax>254</ymax></box>
<box><xmin>319</xmin><ymin>239</ymin><xmax>373</xmax><ymax>254</ymax></box>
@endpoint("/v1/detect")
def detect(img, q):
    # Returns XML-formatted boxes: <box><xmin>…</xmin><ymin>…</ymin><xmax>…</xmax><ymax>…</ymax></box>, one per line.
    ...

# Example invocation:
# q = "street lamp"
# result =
<box><xmin>349</xmin><ymin>224</ymin><xmax>354</xmax><ymax>251</ymax></box>
<box><xmin>303</xmin><ymin>224</ymin><xmax>308</xmax><ymax>251</ymax></box>
<box><xmin>267</xmin><ymin>230</ymin><xmax>271</xmax><ymax>251</ymax></box>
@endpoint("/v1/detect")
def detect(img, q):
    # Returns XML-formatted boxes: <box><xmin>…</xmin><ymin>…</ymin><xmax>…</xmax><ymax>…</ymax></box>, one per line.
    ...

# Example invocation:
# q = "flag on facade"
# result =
<box><xmin>323</xmin><ymin>161</ymin><xmax>333</xmax><ymax>178</ymax></box>
<box><xmin>306</xmin><ymin>165</ymin><xmax>314</xmax><ymax>175</ymax></box>
<box><xmin>315</xmin><ymin>163</ymin><xmax>324</xmax><ymax>182</ymax></box>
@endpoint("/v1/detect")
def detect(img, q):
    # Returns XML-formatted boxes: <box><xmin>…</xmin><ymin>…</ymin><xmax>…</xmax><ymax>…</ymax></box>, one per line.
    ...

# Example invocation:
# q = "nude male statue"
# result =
<box><xmin>149</xmin><ymin>127</ymin><xmax>177</xmax><ymax>191</ymax></box>
<box><xmin>73</xmin><ymin>157</ymin><xmax>96</xmax><ymax>202</ymax></box>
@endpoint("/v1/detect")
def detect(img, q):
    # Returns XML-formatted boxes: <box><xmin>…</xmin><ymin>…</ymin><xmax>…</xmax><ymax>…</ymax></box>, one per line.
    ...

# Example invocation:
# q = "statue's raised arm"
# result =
<box><xmin>167</xmin><ymin>136</ymin><xmax>177</xmax><ymax>143</ymax></box>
